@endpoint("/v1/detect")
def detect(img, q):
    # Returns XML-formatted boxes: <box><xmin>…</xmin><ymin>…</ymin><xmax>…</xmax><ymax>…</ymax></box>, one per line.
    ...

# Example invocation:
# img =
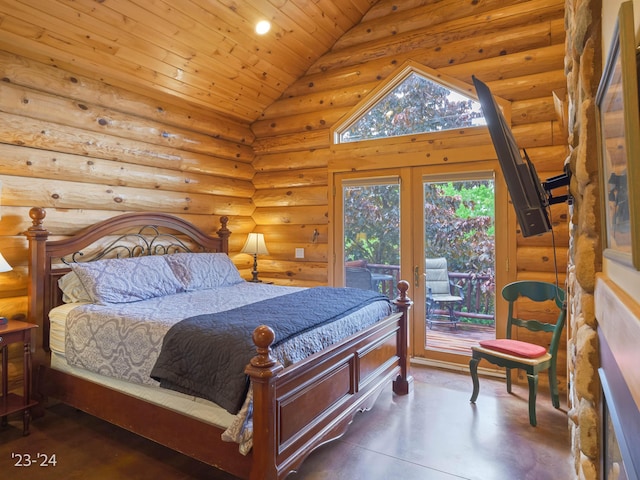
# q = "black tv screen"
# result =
<box><xmin>472</xmin><ymin>75</ymin><xmax>552</xmax><ymax>237</ymax></box>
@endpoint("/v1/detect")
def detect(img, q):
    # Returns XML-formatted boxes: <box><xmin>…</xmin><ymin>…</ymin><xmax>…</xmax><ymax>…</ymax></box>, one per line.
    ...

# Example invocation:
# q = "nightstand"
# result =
<box><xmin>1</xmin><ymin>319</ymin><xmax>38</xmax><ymax>436</ymax></box>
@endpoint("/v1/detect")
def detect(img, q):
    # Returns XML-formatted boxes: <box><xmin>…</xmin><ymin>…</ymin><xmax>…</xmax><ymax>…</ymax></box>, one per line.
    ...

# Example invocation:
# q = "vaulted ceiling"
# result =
<box><xmin>0</xmin><ymin>0</ymin><xmax>378</xmax><ymax>123</ymax></box>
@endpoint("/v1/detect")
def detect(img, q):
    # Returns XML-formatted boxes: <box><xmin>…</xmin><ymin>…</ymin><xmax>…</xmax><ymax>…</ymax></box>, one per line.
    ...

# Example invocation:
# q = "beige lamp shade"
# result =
<box><xmin>0</xmin><ymin>252</ymin><xmax>12</xmax><ymax>273</ymax></box>
<box><xmin>241</xmin><ymin>233</ymin><xmax>269</xmax><ymax>255</ymax></box>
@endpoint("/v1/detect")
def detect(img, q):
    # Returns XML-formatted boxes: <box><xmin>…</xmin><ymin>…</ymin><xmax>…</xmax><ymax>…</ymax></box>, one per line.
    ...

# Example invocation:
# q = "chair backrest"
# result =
<box><xmin>346</xmin><ymin>266</ymin><xmax>373</xmax><ymax>290</ymax></box>
<box><xmin>425</xmin><ymin>257</ymin><xmax>451</xmax><ymax>295</ymax></box>
<box><xmin>502</xmin><ymin>280</ymin><xmax>567</xmax><ymax>356</ymax></box>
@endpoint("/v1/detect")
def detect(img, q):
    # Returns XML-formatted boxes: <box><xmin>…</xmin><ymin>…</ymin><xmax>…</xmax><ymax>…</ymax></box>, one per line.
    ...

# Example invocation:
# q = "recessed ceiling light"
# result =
<box><xmin>255</xmin><ymin>20</ymin><xmax>271</xmax><ymax>35</ymax></box>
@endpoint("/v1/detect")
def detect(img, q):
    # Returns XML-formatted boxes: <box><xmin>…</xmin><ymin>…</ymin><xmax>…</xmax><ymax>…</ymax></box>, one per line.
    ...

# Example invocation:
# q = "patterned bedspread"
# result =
<box><xmin>62</xmin><ymin>282</ymin><xmax>394</xmax><ymax>454</ymax></box>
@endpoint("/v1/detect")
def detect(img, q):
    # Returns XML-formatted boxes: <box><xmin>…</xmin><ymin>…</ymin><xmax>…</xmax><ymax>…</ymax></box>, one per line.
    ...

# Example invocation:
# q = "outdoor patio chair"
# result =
<box><xmin>469</xmin><ymin>280</ymin><xmax>566</xmax><ymax>426</ymax></box>
<box><xmin>346</xmin><ymin>266</ymin><xmax>374</xmax><ymax>291</ymax></box>
<box><xmin>425</xmin><ymin>257</ymin><xmax>464</xmax><ymax>329</ymax></box>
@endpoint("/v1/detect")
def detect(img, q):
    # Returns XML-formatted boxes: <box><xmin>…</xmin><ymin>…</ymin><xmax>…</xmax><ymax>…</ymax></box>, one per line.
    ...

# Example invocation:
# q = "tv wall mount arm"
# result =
<box><xmin>543</xmin><ymin>165</ymin><xmax>571</xmax><ymax>206</ymax></box>
<box><xmin>523</xmin><ymin>148</ymin><xmax>572</xmax><ymax>206</ymax></box>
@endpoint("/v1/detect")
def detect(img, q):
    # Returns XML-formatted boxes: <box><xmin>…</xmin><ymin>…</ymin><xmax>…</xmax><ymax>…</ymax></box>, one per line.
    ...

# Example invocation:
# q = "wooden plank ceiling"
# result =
<box><xmin>0</xmin><ymin>0</ymin><xmax>377</xmax><ymax>123</ymax></box>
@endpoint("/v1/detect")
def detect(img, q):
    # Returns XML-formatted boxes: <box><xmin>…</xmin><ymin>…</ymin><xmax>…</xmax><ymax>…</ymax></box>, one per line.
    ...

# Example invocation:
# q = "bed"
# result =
<box><xmin>25</xmin><ymin>207</ymin><xmax>413</xmax><ymax>479</ymax></box>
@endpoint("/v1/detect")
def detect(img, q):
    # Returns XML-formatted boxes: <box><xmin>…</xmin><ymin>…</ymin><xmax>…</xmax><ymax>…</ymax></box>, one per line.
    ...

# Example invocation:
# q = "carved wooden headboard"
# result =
<box><xmin>24</xmin><ymin>207</ymin><xmax>230</xmax><ymax>353</ymax></box>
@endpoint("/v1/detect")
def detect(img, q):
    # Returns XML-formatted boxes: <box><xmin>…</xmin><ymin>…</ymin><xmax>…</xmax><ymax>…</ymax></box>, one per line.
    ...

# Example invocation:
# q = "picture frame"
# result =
<box><xmin>596</xmin><ymin>1</ymin><xmax>640</xmax><ymax>270</ymax></box>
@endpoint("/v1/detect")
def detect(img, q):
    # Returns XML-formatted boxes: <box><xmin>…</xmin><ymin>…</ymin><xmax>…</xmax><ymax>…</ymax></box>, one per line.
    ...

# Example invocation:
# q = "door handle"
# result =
<box><xmin>414</xmin><ymin>266</ymin><xmax>420</xmax><ymax>288</ymax></box>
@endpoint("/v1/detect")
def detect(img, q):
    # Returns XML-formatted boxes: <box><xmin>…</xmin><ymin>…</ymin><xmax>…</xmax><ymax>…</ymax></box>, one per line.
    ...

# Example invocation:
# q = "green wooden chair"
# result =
<box><xmin>469</xmin><ymin>280</ymin><xmax>566</xmax><ymax>426</ymax></box>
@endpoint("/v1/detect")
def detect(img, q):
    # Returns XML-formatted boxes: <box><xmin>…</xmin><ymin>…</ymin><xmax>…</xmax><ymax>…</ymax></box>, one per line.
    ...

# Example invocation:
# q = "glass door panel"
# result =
<box><xmin>341</xmin><ymin>177</ymin><xmax>400</xmax><ymax>299</ymax></box>
<box><xmin>420</xmin><ymin>174</ymin><xmax>496</xmax><ymax>359</ymax></box>
<box><xmin>334</xmin><ymin>164</ymin><xmax>509</xmax><ymax>368</ymax></box>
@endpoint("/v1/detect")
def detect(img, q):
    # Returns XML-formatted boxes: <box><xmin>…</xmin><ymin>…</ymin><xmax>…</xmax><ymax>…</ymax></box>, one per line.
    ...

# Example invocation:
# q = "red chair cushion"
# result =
<box><xmin>478</xmin><ymin>339</ymin><xmax>547</xmax><ymax>358</ymax></box>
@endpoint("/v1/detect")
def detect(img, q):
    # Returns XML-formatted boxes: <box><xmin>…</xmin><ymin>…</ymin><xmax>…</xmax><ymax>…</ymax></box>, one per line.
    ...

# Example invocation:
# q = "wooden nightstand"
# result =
<box><xmin>0</xmin><ymin>319</ymin><xmax>38</xmax><ymax>436</ymax></box>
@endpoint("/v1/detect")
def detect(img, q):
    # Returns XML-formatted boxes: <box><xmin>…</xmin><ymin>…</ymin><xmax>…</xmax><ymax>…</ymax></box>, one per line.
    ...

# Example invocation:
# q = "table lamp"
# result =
<box><xmin>241</xmin><ymin>233</ymin><xmax>269</xmax><ymax>282</ymax></box>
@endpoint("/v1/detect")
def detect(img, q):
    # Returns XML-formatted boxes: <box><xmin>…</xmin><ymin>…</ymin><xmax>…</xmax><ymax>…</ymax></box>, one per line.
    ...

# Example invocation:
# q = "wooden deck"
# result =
<box><xmin>426</xmin><ymin>323</ymin><xmax>495</xmax><ymax>356</ymax></box>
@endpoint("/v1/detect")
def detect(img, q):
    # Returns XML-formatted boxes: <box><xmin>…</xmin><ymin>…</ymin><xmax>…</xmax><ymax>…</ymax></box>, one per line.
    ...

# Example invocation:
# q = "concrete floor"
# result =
<box><xmin>0</xmin><ymin>364</ymin><xmax>572</xmax><ymax>480</ymax></box>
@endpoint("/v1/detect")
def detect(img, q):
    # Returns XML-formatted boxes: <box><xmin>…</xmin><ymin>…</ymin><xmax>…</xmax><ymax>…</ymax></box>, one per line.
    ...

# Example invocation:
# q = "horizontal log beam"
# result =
<box><xmin>253</xmin><ymin>224</ymin><xmax>328</xmax><ymax>245</ymax></box>
<box><xmin>252</xmin><ymin>168</ymin><xmax>328</xmax><ymax>189</ymax></box>
<box><xmin>253</xmin><ymin>130</ymin><xmax>330</xmax><ymax>155</ymax></box>
<box><xmin>308</xmin><ymin>16</ymin><xmax>564</xmax><ymax>77</ymax></box>
<box><xmin>330</xmin><ymin>144</ymin><xmax>499</xmax><ymax>172</ymax></box>
<box><xmin>0</xmin><ymin>82</ymin><xmax>254</xmax><ymax>159</ymax></box>
<box><xmin>0</xmin><ymin>144</ymin><xmax>254</xmax><ymax>198</ymax></box>
<box><xmin>252</xmin><ymin>106</ymin><xmax>349</xmax><ymax>138</ymax></box>
<box><xmin>252</xmin><ymin>186</ymin><xmax>328</xmax><ymax>208</ymax></box>
<box><xmin>253</xmin><ymin>150</ymin><xmax>334</xmax><ymax>172</ymax></box>
<box><xmin>334</xmin><ymin>0</ymin><xmax>559</xmax><ymax>51</ymax></box>
<box><xmin>261</xmin><ymin>82</ymin><xmax>377</xmax><ymax>121</ymax></box>
<box><xmin>0</xmin><ymin>206</ymin><xmax>254</xmax><ymax>239</ymax></box>
<box><xmin>1</xmin><ymin>175</ymin><xmax>255</xmax><ymax>216</ymax></box>
<box><xmin>516</xmin><ymin>246</ymin><xmax>568</xmax><ymax>273</ymax></box>
<box><xmin>0</xmin><ymin>112</ymin><xmax>254</xmax><ymax>178</ymax></box>
<box><xmin>252</xmin><ymin>206</ymin><xmax>329</xmax><ymax>226</ymax></box>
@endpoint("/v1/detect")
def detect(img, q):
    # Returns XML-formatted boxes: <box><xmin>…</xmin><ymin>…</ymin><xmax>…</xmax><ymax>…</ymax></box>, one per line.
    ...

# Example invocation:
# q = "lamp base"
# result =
<box><xmin>249</xmin><ymin>255</ymin><xmax>261</xmax><ymax>283</ymax></box>
<box><xmin>249</xmin><ymin>269</ymin><xmax>262</xmax><ymax>282</ymax></box>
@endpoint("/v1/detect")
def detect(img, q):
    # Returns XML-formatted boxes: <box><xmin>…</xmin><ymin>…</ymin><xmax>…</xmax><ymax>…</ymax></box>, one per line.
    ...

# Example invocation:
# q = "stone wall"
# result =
<box><xmin>564</xmin><ymin>0</ymin><xmax>603</xmax><ymax>478</ymax></box>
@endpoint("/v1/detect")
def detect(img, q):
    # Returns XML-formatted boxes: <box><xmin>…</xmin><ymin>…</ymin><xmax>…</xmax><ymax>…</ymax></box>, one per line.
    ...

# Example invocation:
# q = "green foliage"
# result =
<box><xmin>424</xmin><ymin>180</ymin><xmax>496</xmax><ymax>317</ymax></box>
<box><xmin>341</xmin><ymin>72</ymin><xmax>484</xmax><ymax>142</ymax></box>
<box><xmin>343</xmin><ymin>179</ymin><xmax>496</xmax><ymax>319</ymax></box>
<box><xmin>439</xmin><ymin>182</ymin><xmax>495</xmax><ymax>236</ymax></box>
<box><xmin>424</xmin><ymin>181</ymin><xmax>494</xmax><ymax>275</ymax></box>
<box><xmin>343</xmin><ymin>184</ymin><xmax>400</xmax><ymax>265</ymax></box>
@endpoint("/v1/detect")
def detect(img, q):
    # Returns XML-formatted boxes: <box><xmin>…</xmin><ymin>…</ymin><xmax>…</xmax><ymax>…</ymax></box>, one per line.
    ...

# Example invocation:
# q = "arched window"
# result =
<box><xmin>333</xmin><ymin>62</ymin><xmax>486</xmax><ymax>144</ymax></box>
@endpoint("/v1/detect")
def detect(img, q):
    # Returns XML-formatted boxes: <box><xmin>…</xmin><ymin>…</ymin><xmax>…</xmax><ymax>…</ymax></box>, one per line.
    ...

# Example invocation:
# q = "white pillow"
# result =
<box><xmin>71</xmin><ymin>255</ymin><xmax>184</xmax><ymax>304</ymax></box>
<box><xmin>164</xmin><ymin>252</ymin><xmax>244</xmax><ymax>291</ymax></box>
<box><xmin>58</xmin><ymin>271</ymin><xmax>92</xmax><ymax>303</ymax></box>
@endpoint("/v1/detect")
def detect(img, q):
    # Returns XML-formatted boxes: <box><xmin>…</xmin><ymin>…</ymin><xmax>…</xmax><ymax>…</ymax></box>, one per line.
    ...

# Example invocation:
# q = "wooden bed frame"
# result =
<box><xmin>25</xmin><ymin>207</ymin><xmax>413</xmax><ymax>480</ymax></box>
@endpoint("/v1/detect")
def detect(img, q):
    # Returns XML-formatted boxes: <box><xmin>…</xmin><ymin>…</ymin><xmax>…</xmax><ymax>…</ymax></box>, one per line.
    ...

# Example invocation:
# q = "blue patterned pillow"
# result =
<box><xmin>71</xmin><ymin>255</ymin><xmax>184</xmax><ymax>304</ymax></box>
<box><xmin>164</xmin><ymin>253</ymin><xmax>244</xmax><ymax>291</ymax></box>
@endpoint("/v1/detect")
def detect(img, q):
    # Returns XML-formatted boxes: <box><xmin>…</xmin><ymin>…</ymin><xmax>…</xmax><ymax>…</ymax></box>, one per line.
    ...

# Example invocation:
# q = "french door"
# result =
<box><xmin>332</xmin><ymin>163</ymin><xmax>510</xmax><ymax>367</ymax></box>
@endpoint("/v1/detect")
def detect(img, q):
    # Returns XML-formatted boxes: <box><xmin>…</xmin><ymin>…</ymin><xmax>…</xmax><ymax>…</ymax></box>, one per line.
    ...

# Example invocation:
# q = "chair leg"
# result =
<box><xmin>469</xmin><ymin>357</ymin><xmax>480</xmax><ymax>403</ymax></box>
<box><xmin>447</xmin><ymin>304</ymin><xmax>457</xmax><ymax>329</ymax></box>
<box><xmin>526</xmin><ymin>373</ymin><xmax>538</xmax><ymax>427</ymax></box>
<box><xmin>505</xmin><ymin>367</ymin><xmax>512</xmax><ymax>393</ymax></box>
<box><xmin>548</xmin><ymin>362</ymin><xmax>560</xmax><ymax>409</ymax></box>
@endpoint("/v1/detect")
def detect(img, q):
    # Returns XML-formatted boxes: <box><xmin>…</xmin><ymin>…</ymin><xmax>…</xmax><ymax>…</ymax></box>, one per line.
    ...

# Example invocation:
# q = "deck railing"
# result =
<box><xmin>367</xmin><ymin>264</ymin><xmax>495</xmax><ymax>326</ymax></box>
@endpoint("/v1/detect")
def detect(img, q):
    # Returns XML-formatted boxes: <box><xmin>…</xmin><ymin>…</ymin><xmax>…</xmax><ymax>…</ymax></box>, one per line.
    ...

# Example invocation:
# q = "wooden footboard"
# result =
<box><xmin>25</xmin><ymin>208</ymin><xmax>413</xmax><ymax>479</ymax></box>
<box><xmin>247</xmin><ymin>281</ymin><xmax>413</xmax><ymax>480</ymax></box>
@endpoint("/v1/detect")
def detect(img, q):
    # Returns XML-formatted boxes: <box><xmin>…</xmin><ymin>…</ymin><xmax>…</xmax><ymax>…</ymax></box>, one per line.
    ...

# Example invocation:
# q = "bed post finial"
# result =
<box><xmin>217</xmin><ymin>216</ymin><xmax>230</xmax><ymax>252</ymax></box>
<box><xmin>248</xmin><ymin>325</ymin><xmax>280</xmax><ymax>370</ymax></box>
<box><xmin>392</xmin><ymin>280</ymin><xmax>414</xmax><ymax>396</ymax></box>
<box><xmin>395</xmin><ymin>280</ymin><xmax>411</xmax><ymax>307</ymax></box>
<box><xmin>29</xmin><ymin>207</ymin><xmax>47</xmax><ymax>231</ymax></box>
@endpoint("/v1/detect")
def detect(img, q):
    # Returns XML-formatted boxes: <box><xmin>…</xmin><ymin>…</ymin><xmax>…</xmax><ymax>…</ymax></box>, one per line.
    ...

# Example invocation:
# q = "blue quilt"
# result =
<box><xmin>150</xmin><ymin>287</ymin><xmax>390</xmax><ymax>414</ymax></box>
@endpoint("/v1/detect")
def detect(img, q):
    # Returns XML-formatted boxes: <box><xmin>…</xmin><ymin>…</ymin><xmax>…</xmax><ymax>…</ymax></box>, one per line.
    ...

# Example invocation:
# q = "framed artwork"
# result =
<box><xmin>596</xmin><ymin>1</ymin><xmax>640</xmax><ymax>270</ymax></box>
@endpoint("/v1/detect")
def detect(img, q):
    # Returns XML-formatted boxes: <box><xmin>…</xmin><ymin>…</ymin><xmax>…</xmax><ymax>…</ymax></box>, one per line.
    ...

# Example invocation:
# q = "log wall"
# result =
<box><xmin>251</xmin><ymin>0</ymin><xmax>570</xmax><ymax>382</ymax></box>
<box><xmin>0</xmin><ymin>51</ymin><xmax>256</xmax><ymax>390</ymax></box>
<box><xmin>252</xmin><ymin>0</ymin><xmax>569</xmax><ymax>285</ymax></box>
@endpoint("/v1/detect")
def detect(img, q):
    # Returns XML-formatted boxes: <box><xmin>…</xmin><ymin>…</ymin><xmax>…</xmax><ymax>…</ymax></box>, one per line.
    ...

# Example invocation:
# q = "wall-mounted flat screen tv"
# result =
<box><xmin>472</xmin><ymin>75</ymin><xmax>552</xmax><ymax>237</ymax></box>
